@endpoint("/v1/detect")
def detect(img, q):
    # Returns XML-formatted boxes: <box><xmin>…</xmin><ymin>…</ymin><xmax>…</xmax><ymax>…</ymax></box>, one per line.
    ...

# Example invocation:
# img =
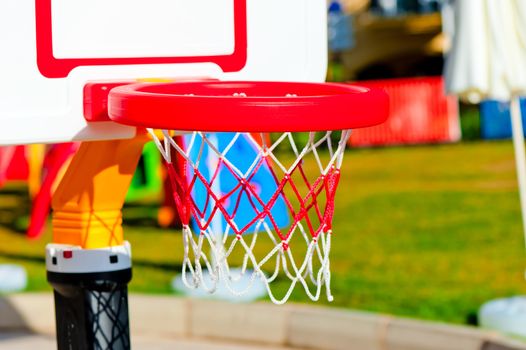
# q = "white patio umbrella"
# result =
<box><xmin>445</xmin><ymin>0</ymin><xmax>526</xmax><ymax>247</ymax></box>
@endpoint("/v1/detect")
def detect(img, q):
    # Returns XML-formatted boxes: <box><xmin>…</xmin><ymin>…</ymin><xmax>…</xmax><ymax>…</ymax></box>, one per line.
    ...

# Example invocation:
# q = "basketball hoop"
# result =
<box><xmin>108</xmin><ymin>81</ymin><xmax>388</xmax><ymax>304</ymax></box>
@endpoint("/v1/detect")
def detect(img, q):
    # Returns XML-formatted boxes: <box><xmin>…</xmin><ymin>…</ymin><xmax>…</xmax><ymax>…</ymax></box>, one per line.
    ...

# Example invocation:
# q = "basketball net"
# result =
<box><xmin>149</xmin><ymin>129</ymin><xmax>351</xmax><ymax>304</ymax></box>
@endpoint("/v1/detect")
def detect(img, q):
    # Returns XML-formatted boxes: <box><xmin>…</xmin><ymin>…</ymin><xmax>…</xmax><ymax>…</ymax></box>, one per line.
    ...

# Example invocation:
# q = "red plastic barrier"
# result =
<box><xmin>0</xmin><ymin>146</ymin><xmax>29</xmax><ymax>186</ymax></box>
<box><xmin>349</xmin><ymin>76</ymin><xmax>460</xmax><ymax>147</ymax></box>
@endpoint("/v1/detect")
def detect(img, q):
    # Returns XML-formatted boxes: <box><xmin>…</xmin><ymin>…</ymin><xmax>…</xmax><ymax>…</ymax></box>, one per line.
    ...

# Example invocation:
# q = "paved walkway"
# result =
<box><xmin>0</xmin><ymin>332</ymin><xmax>301</xmax><ymax>350</ymax></box>
<box><xmin>2</xmin><ymin>294</ymin><xmax>526</xmax><ymax>350</ymax></box>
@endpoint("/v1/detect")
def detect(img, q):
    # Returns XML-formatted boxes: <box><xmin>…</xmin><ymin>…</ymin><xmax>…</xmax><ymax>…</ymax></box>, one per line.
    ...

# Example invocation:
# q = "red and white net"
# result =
<box><xmin>149</xmin><ymin>129</ymin><xmax>351</xmax><ymax>304</ymax></box>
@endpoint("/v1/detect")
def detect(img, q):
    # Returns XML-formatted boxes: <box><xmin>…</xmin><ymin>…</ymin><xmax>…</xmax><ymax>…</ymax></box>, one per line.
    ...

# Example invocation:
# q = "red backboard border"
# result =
<box><xmin>35</xmin><ymin>0</ymin><xmax>248</xmax><ymax>78</ymax></box>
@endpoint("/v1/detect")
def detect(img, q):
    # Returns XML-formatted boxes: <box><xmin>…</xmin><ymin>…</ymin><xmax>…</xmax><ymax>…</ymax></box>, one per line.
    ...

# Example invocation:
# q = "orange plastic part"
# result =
<box><xmin>51</xmin><ymin>135</ymin><xmax>148</xmax><ymax>248</ymax></box>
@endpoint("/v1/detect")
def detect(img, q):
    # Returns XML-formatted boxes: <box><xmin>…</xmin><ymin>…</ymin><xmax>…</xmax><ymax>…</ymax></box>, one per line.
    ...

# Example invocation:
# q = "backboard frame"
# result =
<box><xmin>35</xmin><ymin>0</ymin><xmax>248</xmax><ymax>78</ymax></box>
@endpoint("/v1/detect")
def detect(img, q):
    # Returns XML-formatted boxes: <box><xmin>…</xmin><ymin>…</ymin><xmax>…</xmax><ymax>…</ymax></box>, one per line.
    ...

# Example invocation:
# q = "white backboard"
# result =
<box><xmin>0</xmin><ymin>0</ymin><xmax>327</xmax><ymax>145</ymax></box>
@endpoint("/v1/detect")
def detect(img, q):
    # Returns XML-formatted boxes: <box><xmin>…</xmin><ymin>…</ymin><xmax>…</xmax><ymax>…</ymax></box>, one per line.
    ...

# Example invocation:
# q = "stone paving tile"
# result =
<box><xmin>0</xmin><ymin>332</ymin><xmax>305</xmax><ymax>350</ymax></box>
<box><xmin>386</xmin><ymin>318</ymin><xmax>486</xmax><ymax>350</ymax></box>
<box><xmin>0</xmin><ymin>332</ymin><xmax>55</xmax><ymax>349</ymax></box>
<box><xmin>288</xmin><ymin>305</ymin><xmax>387</xmax><ymax>350</ymax></box>
<box><xmin>189</xmin><ymin>299</ymin><xmax>289</xmax><ymax>345</ymax></box>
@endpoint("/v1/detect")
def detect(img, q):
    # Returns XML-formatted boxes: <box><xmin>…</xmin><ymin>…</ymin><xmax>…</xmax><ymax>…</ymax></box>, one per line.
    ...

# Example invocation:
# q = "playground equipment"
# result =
<box><xmin>0</xmin><ymin>144</ymin><xmax>77</xmax><ymax>238</ymax></box>
<box><xmin>1</xmin><ymin>1</ymin><xmax>388</xmax><ymax>349</ymax></box>
<box><xmin>0</xmin><ymin>142</ymin><xmax>167</xmax><ymax>239</ymax></box>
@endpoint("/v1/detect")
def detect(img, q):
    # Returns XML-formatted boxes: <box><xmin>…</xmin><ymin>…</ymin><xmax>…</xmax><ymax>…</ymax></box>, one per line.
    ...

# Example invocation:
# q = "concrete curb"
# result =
<box><xmin>1</xmin><ymin>293</ymin><xmax>525</xmax><ymax>350</ymax></box>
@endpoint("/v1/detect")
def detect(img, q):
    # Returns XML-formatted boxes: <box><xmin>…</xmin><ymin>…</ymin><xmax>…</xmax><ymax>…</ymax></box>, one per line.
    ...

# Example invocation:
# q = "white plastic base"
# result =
<box><xmin>171</xmin><ymin>268</ymin><xmax>268</xmax><ymax>302</ymax></box>
<box><xmin>46</xmin><ymin>242</ymin><xmax>132</xmax><ymax>274</ymax></box>
<box><xmin>479</xmin><ymin>296</ymin><xmax>526</xmax><ymax>338</ymax></box>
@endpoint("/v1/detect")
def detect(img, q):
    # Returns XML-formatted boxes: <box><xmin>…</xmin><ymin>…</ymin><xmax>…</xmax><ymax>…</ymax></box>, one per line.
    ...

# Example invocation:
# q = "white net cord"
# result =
<box><xmin>148</xmin><ymin>129</ymin><xmax>351</xmax><ymax>304</ymax></box>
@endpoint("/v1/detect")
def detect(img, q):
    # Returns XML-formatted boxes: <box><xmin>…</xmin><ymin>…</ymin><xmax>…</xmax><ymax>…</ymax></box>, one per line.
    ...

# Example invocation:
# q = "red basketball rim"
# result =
<box><xmin>108</xmin><ymin>81</ymin><xmax>389</xmax><ymax>132</ymax></box>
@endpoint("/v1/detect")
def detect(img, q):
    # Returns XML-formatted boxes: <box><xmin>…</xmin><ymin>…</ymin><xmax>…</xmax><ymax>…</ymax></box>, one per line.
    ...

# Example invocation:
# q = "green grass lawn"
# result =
<box><xmin>1</xmin><ymin>140</ymin><xmax>525</xmax><ymax>325</ymax></box>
